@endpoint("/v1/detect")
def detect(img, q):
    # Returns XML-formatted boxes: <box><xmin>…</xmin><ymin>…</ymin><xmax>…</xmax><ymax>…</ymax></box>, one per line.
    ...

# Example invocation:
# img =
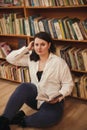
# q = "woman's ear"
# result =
<box><xmin>48</xmin><ymin>42</ymin><xmax>51</xmax><ymax>52</ymax></box>
<box><xmin>48</xmin><ymin>42</ymin><xmax>51</xmax><ymax>49</ymax></box>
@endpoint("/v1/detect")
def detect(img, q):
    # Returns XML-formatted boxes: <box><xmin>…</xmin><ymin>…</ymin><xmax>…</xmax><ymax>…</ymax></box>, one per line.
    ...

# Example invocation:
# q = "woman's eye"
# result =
<box><xmin>35</xmin><ymin>43</ymin><xmax>45</xmax><ymax>46</ymax></box>
<box><xmin>41</xmin><ymin>43</ymin><xmax>45</xmax><ymax>46</ymax></box>
<box><xmin>35</xmin><ymin>43</ymin><xmax>39</xmax><ymax>46</ymax></box>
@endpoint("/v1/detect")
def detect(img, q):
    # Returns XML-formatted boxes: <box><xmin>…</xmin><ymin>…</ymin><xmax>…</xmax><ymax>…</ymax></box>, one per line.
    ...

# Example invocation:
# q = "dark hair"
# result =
<box><xmin>30</xmin><ymin>32</ymin><xmax>56</xmax><ymax>61</ymax></box>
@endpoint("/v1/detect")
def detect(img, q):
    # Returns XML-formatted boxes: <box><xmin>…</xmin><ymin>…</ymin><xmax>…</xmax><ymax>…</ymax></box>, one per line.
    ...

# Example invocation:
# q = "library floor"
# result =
<box><xmin>0</xmin><ymin>79</ymin><xmax>87</xmax><ymax>130</ymax></box>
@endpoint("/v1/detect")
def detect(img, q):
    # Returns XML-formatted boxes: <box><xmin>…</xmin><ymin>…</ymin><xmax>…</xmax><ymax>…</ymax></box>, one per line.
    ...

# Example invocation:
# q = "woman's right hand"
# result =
<box><xmin>27</xmin><ymin>41</ymin><xmax>34</xmax><ymax>51</ymax></box>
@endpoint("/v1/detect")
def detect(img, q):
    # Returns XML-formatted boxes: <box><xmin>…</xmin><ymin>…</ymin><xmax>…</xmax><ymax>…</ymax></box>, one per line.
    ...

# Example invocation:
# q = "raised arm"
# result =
<box><xmin>6</xmin><ymin>41</ymin><xmax>34</xmax><ymax>66</ymax></box>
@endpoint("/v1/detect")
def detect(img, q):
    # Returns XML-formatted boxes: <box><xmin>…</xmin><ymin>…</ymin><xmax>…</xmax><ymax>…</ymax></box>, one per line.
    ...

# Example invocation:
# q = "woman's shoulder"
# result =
<box><xmin>51</xmin><ymin>53</ymin><xmax>64</xmax><ymax>61</ymax></box>
<box><xmin>50</xmin><ymin>53</ymin><xmax>68</xmax><ymax>67</ymax></box>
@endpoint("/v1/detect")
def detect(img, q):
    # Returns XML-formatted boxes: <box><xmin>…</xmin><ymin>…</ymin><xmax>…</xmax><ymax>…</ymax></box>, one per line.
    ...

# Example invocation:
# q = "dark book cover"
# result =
<box><xmin>18</xmin><ymin>38</ymin><xmax>27</xmax><ymax>49</ymax></box>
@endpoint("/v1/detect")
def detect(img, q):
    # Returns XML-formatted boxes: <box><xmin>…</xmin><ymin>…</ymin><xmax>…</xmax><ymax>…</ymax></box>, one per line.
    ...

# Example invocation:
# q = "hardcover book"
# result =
<box><xmin>36</xmin><ymin>92</ymin><xmax>61</xmax><ymax>102</ymax></box>
<box><xmin>0</xmin><ymin>42</ymin><xmax>11</xmax><ymax>57</ymax></box>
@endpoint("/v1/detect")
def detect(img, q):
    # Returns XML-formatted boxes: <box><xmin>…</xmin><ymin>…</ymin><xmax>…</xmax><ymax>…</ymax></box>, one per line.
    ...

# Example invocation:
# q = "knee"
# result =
<box><xmin>38</xmin><ymin>109</ymin><xmax>63</xmax><ymax>127</ymax></box>
<box><xmin>16</xmin><ymin>83</ymin><xmax>36</xmax><ymax>92</ymax></box>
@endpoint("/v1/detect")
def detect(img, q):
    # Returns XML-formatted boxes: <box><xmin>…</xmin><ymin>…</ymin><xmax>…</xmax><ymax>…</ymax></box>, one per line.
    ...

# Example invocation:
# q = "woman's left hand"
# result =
<box><xmin>48</xmin><ymin>94</ymin><xmax>63</xmax><ymax>104</ymax></box>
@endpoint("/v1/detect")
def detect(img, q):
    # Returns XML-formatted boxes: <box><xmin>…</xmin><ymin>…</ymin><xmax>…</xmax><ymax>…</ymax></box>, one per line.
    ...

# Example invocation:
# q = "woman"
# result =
<box><xmin>0</xmin><ymin>32</ymin><xmax>74</xmax><ymax>130</ymax></box>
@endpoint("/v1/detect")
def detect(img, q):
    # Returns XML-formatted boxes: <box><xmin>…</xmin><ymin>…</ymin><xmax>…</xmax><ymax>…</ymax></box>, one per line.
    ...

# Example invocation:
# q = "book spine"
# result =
<box><xmin>72</xmin><ymin>22</ymin><xmax>84</xmax><ymax>40</ymax></box>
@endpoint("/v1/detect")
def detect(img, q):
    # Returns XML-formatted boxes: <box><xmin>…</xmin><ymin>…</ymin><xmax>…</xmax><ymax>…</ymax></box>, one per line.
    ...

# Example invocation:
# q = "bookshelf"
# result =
<box><xmin>0</xmin><ymin>0</ymin><xmax>87</xmax><ymax>100</ymax></box>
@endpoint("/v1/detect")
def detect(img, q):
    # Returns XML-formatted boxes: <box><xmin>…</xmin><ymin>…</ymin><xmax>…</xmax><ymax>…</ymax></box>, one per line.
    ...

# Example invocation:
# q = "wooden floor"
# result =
<box><xmin>0</xmin><ymin>79</ymin><xmax>87</xmax><ymax>130</ymax></box>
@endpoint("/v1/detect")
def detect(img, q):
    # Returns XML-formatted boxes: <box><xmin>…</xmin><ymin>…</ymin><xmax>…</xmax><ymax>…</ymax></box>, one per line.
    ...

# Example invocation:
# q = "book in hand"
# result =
<box><xmin>0</xmin><ymin>42</ymin><xmax>12</xmax><ymax>57</ymax></box>
<box><xmin>36</xmin><ymin>92</ymin><xmax>61</xmax><ymax>102</ymax></box>
<box><xmin>0</xmin><ymin>48</ymin><xmax>5</xmax><ymax>59</ymax></box>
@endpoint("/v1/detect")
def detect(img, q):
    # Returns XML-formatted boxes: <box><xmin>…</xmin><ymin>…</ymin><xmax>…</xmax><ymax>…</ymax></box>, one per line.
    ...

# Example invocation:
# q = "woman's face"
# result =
<box><xmin>34</xmin><ymin>37</ymin><xmax>50</xmax><ymax>56</ymax></box>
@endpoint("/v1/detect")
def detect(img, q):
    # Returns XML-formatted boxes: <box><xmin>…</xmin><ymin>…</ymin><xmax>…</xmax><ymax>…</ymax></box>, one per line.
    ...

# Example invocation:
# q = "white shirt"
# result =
<box><xmin>6</xmin><ymin>46</ymin><xmax>74</xmax><ymax>108</ymax></box>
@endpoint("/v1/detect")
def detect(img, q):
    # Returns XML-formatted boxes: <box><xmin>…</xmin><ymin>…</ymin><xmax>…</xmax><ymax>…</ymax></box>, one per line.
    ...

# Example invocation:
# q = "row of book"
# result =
<box><xmin>0</xmin><ymin>42</ymin><xmax>87</xmax><ymax>72</ymax></box>
<box><xmin>25</xmin><ymin>0</ymin><xmax>87</xmax><ymax>7</ymax></box>
<box><xmin>0</xmin><ymin>13</ymin><xmax>87</xmax><ymax>40</ymax></box>
<box><xmin>56</xmin><ymin>45</ymin><xmax>87</xmax><ymax>71</ymax></box>
<box><xmin>0</xmin><ymin>0</ymin><xmax>24</xmax><ymax>7</ymax></box>
<box><xmin>0</xmin><ymin>13</ymin><xmax>30</xmax><ymax>35</ymax></box>
<box><xmin>28</xmin><ymin>15</ymin><xmax>87</xmax><ymax>40</ymax></box>
<box><xmin>0</xmin><ymin>59</ymin><xmax>30</xmax><ymax>82</ymax></box>
<box><xmin>72</xmin><ymin>74</ymin><xmax>87</xmax><ymax>99</ymax></box>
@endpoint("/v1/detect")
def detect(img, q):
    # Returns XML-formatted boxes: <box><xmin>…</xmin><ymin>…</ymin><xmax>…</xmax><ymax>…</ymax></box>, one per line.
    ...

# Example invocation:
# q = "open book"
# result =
<box><xmin>36</xmin><ymin>92</ymin><xmax>61</xmax><ymax>102</ymax></box>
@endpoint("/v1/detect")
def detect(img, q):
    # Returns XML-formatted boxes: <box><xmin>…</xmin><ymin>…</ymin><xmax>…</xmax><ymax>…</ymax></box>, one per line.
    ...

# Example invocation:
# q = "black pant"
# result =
<box><xmin>3</xmin><ymin>83</ymin><xmax>64</xmax><ymax>128</ymax></box>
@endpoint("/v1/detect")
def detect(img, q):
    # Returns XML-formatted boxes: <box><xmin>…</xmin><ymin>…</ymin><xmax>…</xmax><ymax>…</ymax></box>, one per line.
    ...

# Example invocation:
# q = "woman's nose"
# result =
<box><xmin>38</xmin><ymin>45</ymin><xmax>41</xmax><ymax>49</ymax></box>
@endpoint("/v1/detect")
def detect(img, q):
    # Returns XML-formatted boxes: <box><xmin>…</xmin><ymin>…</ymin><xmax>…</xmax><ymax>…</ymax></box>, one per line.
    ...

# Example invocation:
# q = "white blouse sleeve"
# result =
<box><xmin>59</xmin><ymin>60</ymin><xmax>74</xmax><ymax>97</ymax></box>
<box><xmin>6</xmin><ymin>46</ymin><xmax>30</xmax><ymax>66</ymax></box>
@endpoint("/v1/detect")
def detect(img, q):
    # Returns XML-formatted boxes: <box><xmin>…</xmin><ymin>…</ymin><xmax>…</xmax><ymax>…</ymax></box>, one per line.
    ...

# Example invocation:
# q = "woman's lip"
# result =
<box><xmin>38</xmin><ymin>51</ymin><xmax>42</xmax><ymax>53</ymax></box>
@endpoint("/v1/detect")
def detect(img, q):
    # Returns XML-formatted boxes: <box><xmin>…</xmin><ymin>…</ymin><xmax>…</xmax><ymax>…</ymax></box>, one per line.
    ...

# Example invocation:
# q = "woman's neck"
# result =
<box><xmin>38</xmin><ymin>53</ymin><xmax>50</xmax><ymax>71</ymax></box>
<box><xmin>39</xmin><ymin>53</ymin><xmax>49</xmax><ymax>62</ymax></box>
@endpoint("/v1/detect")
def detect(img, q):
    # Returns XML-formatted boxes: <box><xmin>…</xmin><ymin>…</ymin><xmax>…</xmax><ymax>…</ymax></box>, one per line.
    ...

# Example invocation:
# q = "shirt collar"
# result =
<box><xmin>48</xmin><ymin>53</ymin><xmax>55</xmax><ymax>60</ymax></box>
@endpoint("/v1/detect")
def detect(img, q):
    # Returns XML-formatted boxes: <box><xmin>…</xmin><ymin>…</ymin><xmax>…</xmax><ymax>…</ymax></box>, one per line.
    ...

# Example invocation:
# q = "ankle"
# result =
<box><xmin>0</xmin><ymin>116</ymin><xmax>10</xmax><ymax>130</ymax></box>
<box><xmin>0</xmin><ymin>116</ymin><xmax>9</xmax><ymax>124</ymax></box>
<box><xmin>18</xmin><ymin>117</ymin><xmax>26</xmax><ymax>128</ymax></box>
<box><xmin>10</xmin><ymin>110</ymin><xmax>25</xmax><ymax>125</ymax></box>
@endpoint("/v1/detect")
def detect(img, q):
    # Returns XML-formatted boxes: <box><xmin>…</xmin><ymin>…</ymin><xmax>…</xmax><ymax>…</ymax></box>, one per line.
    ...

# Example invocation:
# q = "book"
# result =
<box><xmin>48</xmin><ymin>18</ymin><xmax>57</xmax><ymax>38</ymax></box>
<box><xmin>0</xmin><ymin>48</ymin><xmax>5</xmax><ymax>59</ymax></box>
<box><xmin>67</xmin><ymin>47</ymin><xmax>77</xmax><ymax>70</ymax></box>
<box><xmin>83</xmin><ymin>76</ymin><xmax>87</xmax><ymax>99</ymax></box>
<box><xmin>18</xmin><ymin>38</ymin><xmax>27</xmax><ymax>49</ymax></box>
<box><xmin>55</xmin><ymin>45</ymin><xmax>64</xmax><ymax>56</ymax></box>
<box><xmin>48</xmin><ymin>18</ymin><xmax>55</xmax><ymax>38</ymax></box>
<box><xmin>76</xmin><ymin>49</ymin><xmax>85</xmax><ymax>71</ymax></box>
<box><xmin>60</xmin><ymin>45</ymin><xmax>72</xmax><ymax>67</ymax></box>
<box><xmin>62</xmin><ymin>16</ymin><xmax>71</xmax><ymax>39</ymax></box>
<box><xmin>33</xmin><ymin>16</ymin><xmax>43</xmax><ymax>34</ymax></box>
<box><xmin>83</xmin><ymin>0</ymin><xmax>87</xmax><ymax>4</ymax></box>
<box><xmin>38</xmin><ymin>17</ymin><xmax>45</xmax><ymax>32</ymax></box>
<box><xmin>23</xmin><ymin>17</ymin><xmax>31</xmax><ymax>36</ymax></box>
<box><xmin>72</xmin><ymin>18</ymin><xmax>84</xmax><ymax>40</ymax></box>
<box><xmin>0</xmin><ymin>17</ymin><xmax>7</xmax><ymax>34</ymax></box>
<box><xmin>23</xmin><ymin>67</ymin><xmax>30</xmax><ymax>82</ymax></box>
<box><xmin>13</xmin><ymin>0</ymin><xmax>23</xmax><ymax>6</ymax></box>
<box><xmin>66</xmin><ymin>18</ymin><xmax>78</xmax><ymax>40</ymax></box>
<box><xmin>53</xmin><ymin>18</ymin><xmax>62</xmax><ymax>39</ymax></box>
<box><xmin>0</xmin><ymin>42</ymin><xmax>12</xmax><ymax>57</ymax></box>
<box><xmin>40</xmin><ymin>18</ymin><xmax>50</xmax><ymax>34</ymax></box>
<box><xmin>19</xmin><ymin>18</ymin><xmax>24</xmax><ymax>35</ymax></box>
<box><xmin>72</xmin><ymin>75</ymin><xmax>80</xmax><ymax>97</ymax></box>
<box><xmin>58</xmin><ymin>19</ymin><xmax>66</xmax><ymax>39</ymax></box>
<box><xmin>74</xmin><ymin>48</ymin><xmax>82</xmax><ymax>70</ymax></box>
<box><xmin>78</xmin><ymin>20</ymin><xmax>87</xmax><ymax>39</ymax></box>
<box><xmin>36</xmin><ymin>92</ymin><xmax>61</xmax><ymax>102</ymax></box>
<box><xmin>29</xmin><ymin>14</ymin><xmax>40</xmax><ymax>36</ymax></box>
<box><xmin>82</xmin><ymin>19</ymin><xmax>87</xmax><ymax>33</ymax></box>
<box><xmin>14</xmin><ymin>13</ymin><xmax>21</xmax><ymax>34</ymax></box>
<box><xmin>79</xmin><ymin>75</ymin><xmax>86</xmax><ymax>98</ymax></box>
<box><xmin>81</xmin><ymin>49</ymin><xmax>87</xmax><ymax>71</ymax></box>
